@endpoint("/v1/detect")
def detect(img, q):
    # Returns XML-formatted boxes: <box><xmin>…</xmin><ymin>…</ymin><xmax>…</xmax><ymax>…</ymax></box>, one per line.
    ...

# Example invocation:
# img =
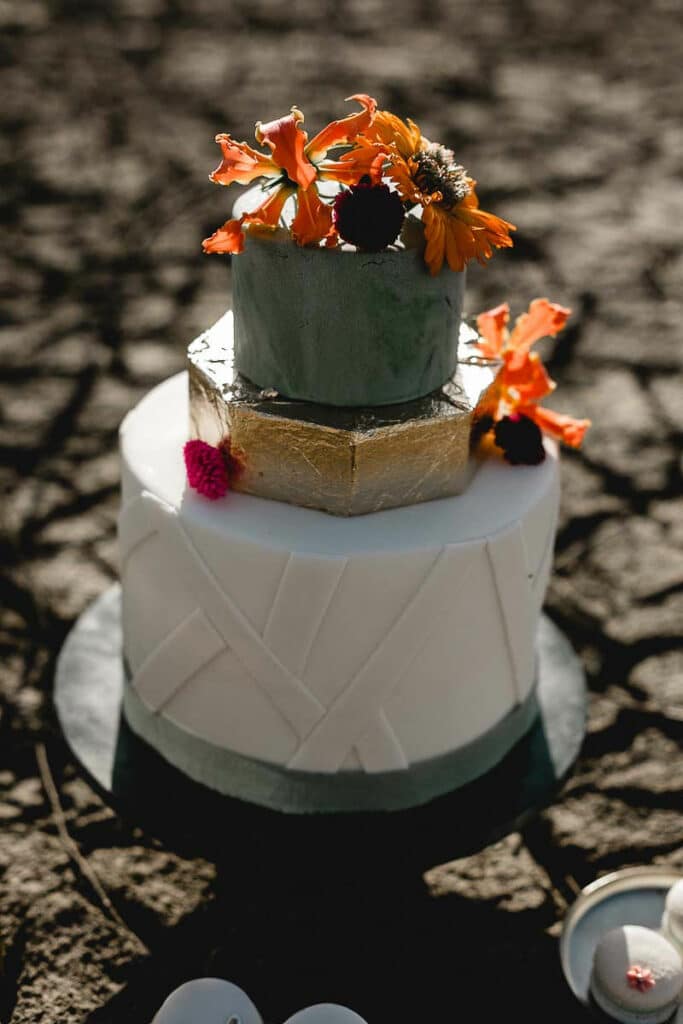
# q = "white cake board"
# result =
<box><xmin>54</xmin><ymin>584</ymin><xmax>586</xmax><ymax>866</ymax></box>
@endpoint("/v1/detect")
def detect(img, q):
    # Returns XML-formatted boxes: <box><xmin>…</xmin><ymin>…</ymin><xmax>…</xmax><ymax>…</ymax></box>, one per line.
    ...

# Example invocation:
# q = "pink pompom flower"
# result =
<box><xmin>183</xmin><ymin>439</ymin><xmax>231</xmax><ymax>500</ymax></box>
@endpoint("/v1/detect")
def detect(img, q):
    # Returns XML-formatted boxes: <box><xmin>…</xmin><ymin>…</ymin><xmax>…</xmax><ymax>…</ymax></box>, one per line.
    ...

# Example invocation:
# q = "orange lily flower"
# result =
<box><xmin>362</xmin><ymin>110</ymin><xmax>515</xmax><ymax>275</ymax></box>
<box><xmin>474</xmin><ymin>298</ymin><xmax>590</xmax><ymax>450</ymax></box>
<box><xmin>520</xmin><ymin>405</ymin><xmax>591</xmax><ymax>448</ymax></box>
<box><xmin>477</xmin><ymin>298</ymin><xmax>571</xmax><ymax>367</ymax></box>
<box><xmin>203</xmin><ymin>96</ymin><xmax>385</xmax><ymax>254</ymax></box>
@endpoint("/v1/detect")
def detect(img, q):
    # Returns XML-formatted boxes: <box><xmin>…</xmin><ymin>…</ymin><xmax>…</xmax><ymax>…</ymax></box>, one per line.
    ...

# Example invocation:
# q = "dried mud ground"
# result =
<box><xmin>1</xmin><ymin>1</ymin><xmax>683</xmax><ymax>1022</ymax></box>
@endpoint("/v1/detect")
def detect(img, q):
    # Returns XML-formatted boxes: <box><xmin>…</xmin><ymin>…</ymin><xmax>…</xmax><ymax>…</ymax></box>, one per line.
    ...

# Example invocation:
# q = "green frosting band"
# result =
<box><xmin>122</xmin><ymin>675</ymin><xmax>540</xmax><ymax>814</ymax></box>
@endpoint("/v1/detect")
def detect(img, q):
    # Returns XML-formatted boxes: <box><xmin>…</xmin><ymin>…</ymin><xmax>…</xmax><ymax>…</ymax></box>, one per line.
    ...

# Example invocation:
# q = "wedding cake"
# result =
<box><xmin>117</xmin><ymin>95</ymin><xmax>589</xmax><ymax>812</ymax></box>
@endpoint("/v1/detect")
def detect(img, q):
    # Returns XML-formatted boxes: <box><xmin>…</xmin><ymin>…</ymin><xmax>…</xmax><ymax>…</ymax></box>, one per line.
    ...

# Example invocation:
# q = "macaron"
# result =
<box><xmin>590</xmin><ymin>924</ymin><xmax>683</xmax><ymax>1023</ymax></box>
<box><xmin>662</xmin><ymin>879</ymin><xmax>683</xmax><ymax>952</ymax></box>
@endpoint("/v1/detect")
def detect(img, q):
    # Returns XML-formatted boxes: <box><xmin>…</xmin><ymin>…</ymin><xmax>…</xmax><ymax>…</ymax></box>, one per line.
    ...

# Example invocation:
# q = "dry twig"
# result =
<box><xmin>35</xmin><ymin>742</ymin><xmax>147</xmax><ymax>955</ymax></box>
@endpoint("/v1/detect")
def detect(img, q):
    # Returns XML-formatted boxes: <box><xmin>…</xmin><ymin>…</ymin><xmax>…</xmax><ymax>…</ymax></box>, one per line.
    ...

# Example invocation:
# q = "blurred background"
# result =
<box><xmin>1</xmin><ymin>1</ymin><xmax>682</xmax><ymax>1022</ymax></box>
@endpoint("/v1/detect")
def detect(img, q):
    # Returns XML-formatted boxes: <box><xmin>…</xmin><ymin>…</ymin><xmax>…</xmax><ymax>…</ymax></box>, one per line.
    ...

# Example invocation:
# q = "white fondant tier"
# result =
<box><xmin>119</xmin><ymin>372</ymin><xmax>559</xmax><ymax>788</ymax></box>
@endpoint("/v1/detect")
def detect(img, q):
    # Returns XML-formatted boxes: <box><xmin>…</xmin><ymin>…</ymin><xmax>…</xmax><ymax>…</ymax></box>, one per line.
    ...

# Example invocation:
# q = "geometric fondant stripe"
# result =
<box><xmin>486</xmin><ymin>525</ymin><xmax>536</xmax><ymax>705</ymax></box>
<box><xmin>356</xmin><ymin>709</ymin><xmax>408</xmax><ymax>772</ymax></box>
<box><xmin>262</xmin><ymin>551</ymin><xmax>348</xmax><ymax>680</ymax></box>
<box><xmin>118</xmin><ymin>496</ymin><xmax>157</xmax><ymax>571</ymax></box>
<box><xmin>287</xmin><ymin>543</ymin><xmax>481</xmax><ymax>772</ymax></box>
<box><xmin>298</xmin><ymin>557</ymin><xmax>348</xmax><ymax>682</ymax></box>
<box><xmin>262</xmin><ymin>552</ymin><xmax>293</xmax><ymax>642</ymax></box>
<box><xmin>144</xmin><ymin>492</ymin><xmax>326</xmax><ymax>739</ymax></box>
<box><xmin>134</xmin><ymin>608</ymin><xmax>224</xmax><ymax>712</ymax></box>
<box><xmin>531</xmin><ymin>516</ymin><xmax>557</xmax><ymax>610</ymax></box>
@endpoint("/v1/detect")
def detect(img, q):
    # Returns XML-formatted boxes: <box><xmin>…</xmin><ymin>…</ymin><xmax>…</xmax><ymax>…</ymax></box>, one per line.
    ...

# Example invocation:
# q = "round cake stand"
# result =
<box><xmin>54</xmin><ymin>584</ymin><xmax>586</xmax><ymax>870</ymax></box>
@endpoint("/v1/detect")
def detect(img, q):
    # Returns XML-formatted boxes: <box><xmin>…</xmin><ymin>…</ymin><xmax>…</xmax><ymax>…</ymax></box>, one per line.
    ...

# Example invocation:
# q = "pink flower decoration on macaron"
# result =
<box><xmin>626</xmin><ymin>965</ymin><xmax>656</xmax><ymax>992</ymax></box>
<box><xmin>184</xmin><ymin>439</ymin><xmax>230</xmax><ymax>500</ymax></box>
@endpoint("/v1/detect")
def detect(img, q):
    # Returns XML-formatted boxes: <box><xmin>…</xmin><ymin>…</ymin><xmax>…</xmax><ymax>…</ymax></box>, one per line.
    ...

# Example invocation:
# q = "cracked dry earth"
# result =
<box><xmin>1</xmin><ymin>1</ymin><xmax>682</xmax><ymax>1021</ymax></box>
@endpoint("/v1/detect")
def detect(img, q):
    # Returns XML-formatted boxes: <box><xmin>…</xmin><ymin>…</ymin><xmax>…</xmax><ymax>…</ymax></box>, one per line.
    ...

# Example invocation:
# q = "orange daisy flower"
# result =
<box><xmin>202</xmin><ymin>95</ymin><xmax>385</xmax><ymax>254</ymax></box>
<box><xmin>362</xmin><ymin>110</ymin><xmax>515</xmax><ymax>275</ymax></box>
<box><xmin>474</xmin><ymin>298</ymin><xmax>591</xmax><ymax>450</ymax></box>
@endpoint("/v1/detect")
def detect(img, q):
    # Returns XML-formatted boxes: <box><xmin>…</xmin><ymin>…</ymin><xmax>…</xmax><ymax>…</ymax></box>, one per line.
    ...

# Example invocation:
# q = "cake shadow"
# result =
<box><xmin>55</xmin><ymin>587</ymin><xmax>586</xmax><ymax>870</ymax></box>
<box><xmin>109</xmin><ymin>696</ymin><xmax>565</xmax><ymax>872</ymax></box>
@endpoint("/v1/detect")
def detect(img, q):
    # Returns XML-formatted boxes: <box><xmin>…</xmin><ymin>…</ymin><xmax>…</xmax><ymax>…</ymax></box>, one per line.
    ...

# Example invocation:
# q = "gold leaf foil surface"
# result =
<box><xmin>188</xmin><ymin>314</ymin><xmax>495</xmax><ymax>516</ymax></box>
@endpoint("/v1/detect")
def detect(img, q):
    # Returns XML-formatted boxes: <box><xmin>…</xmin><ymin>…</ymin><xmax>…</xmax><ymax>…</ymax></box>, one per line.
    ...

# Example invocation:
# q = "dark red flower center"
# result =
<box><xmin>493</xmin><ymin>413</ymin><xmax>546</xmax><ymax>465</ymax></box>
<box><xmin>333</xmin><ymin>181</ymin><xmax>405</xmax><ymax>252</ymax></box>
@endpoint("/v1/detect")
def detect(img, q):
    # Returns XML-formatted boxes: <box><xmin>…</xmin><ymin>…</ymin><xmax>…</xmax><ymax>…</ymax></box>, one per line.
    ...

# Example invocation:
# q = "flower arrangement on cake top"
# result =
<box><xmin>186</xmin><ymin>97</ymin><xmax>589</xmax><ymax>502</ymax></box>
<box><xmin>202</xmin><ymin>94</ymin><xmax>515</xmax><ymax>275</ymax></box>
<box><xmin>472</xmin><ymin>298</ymin><xmax>591</xmax><ymax>464</ymax></box>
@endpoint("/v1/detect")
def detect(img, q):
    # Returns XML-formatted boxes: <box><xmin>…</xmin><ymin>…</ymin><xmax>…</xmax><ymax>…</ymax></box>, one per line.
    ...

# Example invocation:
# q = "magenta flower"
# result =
<box><xmin>183</xmin><ymin>439</ymin><xmax>230</xmax><ymax>500</ymax></box>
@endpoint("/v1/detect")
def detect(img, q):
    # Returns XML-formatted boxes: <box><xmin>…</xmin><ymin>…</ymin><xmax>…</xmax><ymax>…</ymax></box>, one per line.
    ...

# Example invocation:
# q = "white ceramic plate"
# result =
<box><xmin>560</xmin><ymin>866</ymin><xmax>683</xmax><ymax>1020</ymax></box>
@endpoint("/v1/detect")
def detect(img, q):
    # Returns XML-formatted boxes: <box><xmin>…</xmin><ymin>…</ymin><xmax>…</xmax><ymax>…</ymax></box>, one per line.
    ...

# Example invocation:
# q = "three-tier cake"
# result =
<box><xmin>117</xmin><ymin>95</ymin><xmax>589</xmax><ymax>812</ymax></box>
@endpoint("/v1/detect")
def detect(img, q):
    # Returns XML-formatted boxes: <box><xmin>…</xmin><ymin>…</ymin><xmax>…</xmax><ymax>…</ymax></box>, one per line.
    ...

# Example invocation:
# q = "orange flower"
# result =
<box><xmin>476</xmin><ymin>297</ymin><xmax>571</xmax><ymax>366</ymax></box>
<box><xmin>363</xmin><ymin>111</ymin><xmax>515</xmax><ymax>275</ymax></box>
<box><xmin>203</xmin><ymin>96</ymin><xmax>386</xmax><ymax>254</ymax></box>
<box><xmin>522</xmin><ymin>404</ymin><xmax>591</xmax><ymax>448</ymax></box>
<box><xmin>474</xmin><ymin>298</ymin><xmax>590</xmax><ymax>450</ymax></box>
<box><xmin>364</xmin><ymin>110</ymin><xmax>422</xmax><ymax>159</ymax></box>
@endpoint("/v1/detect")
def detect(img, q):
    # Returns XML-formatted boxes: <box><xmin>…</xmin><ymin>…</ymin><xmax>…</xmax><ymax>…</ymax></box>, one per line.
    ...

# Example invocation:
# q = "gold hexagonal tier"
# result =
<box><xmin>188</xmin><ymin>312</ymin><xmax>495</xmax><ymax>517</ymax></box>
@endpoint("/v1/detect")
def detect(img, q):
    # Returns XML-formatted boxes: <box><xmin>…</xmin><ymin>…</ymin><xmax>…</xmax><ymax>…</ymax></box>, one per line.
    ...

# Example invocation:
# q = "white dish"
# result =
<box><xmin>560</xmin><ymin>866</ymin><xmax>683</xmax><ymax>1021</ymax></box>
